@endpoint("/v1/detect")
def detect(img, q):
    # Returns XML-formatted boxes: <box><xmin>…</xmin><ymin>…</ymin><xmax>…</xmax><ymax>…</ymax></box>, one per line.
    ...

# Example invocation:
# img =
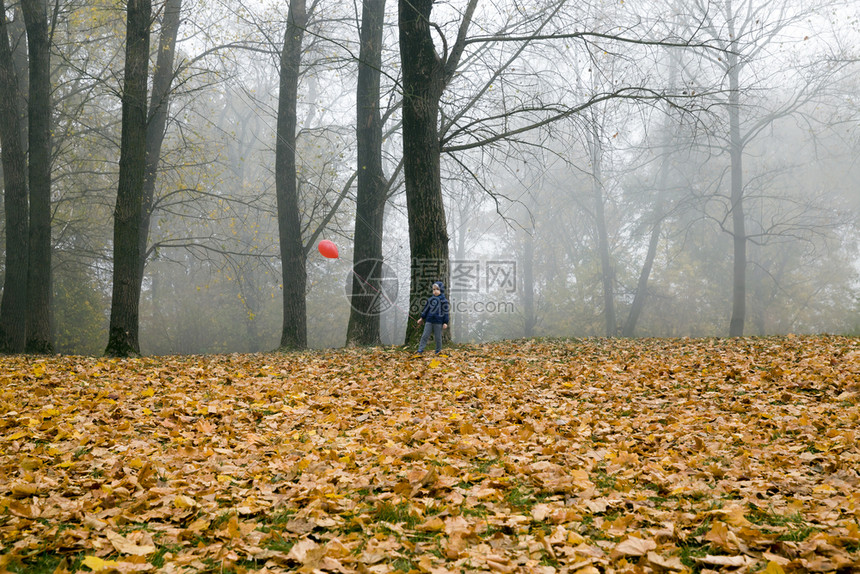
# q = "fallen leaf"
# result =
<box><xmin>81</xmin><ymin>556</ymin><xmax>119</xmax><ymax>572</ymax></box>
<box><xmin>106</xmin><ymin>530</ymin><xmax>156</xmax><ymax>556</ymax></box>
<box><xmin>612</xmin><ymin>536</ymin><xmax>657</xmax><ymax>557</ymax></box>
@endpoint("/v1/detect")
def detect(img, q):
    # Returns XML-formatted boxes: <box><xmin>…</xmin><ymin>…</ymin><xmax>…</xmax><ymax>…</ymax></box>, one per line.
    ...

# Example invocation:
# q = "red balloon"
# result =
<box><xmin>318</xmin><ymin>239</ymin><xmax>339</xmax><ymax>259</ymax></box>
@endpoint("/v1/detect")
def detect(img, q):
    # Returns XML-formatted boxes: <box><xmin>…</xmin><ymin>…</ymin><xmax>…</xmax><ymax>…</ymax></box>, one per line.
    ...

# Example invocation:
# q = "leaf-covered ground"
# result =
<box><xmin>1</xmin><ymin>336</ymin><xmax>859</xmax><ymax>574</ymax></box>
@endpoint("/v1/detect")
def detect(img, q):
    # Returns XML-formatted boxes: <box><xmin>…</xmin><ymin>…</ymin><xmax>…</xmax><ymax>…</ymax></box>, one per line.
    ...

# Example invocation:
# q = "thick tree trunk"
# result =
<box><xmin>8</xmin><ymin>5</ymin><xmax>28</xmax><ymax>119</ymax></box>
<box><xmin>105</xmin><ymin>0</ymin><xmax>151</xmax><ymax>357</ymax></box>
<box><xmin>727</xmin><ymin>61</ymin><xmax>746</xmax><ymax>337</ymax></box>
<box><xmin>0</xmin><ymin>0</ymin><xmax>29</xmax><ymax>353</ymax></box>
<box><xmin>21</xmin><ymin>0</ymin><xmax>52</xmax><ymax>354</ymax></box>
<box><xmin>347</xmin><ymin>0</ymin><xmax>387</xmax><ymax>346</ymax></box>
<box><xmin>399</xmin><ymin>0</ymin><xmax>450</xmax><ymax>346</ymax></box>
<box><xmin>139</xmin><ymin>0</ymin><xmax>182</xmax><ymax>275</ymax></box>
<box><xmin>276</xmin><ymin>0</ymin><xmax>308</xmax><ymax>349</ymax></box>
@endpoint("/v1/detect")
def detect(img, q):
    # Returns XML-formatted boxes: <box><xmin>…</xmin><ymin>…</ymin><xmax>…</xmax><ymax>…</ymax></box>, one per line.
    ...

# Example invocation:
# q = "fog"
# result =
<box><xmin>1</xmin><ymin>0</ymin><xmax>858</xmax><ymax>355</ymax></box>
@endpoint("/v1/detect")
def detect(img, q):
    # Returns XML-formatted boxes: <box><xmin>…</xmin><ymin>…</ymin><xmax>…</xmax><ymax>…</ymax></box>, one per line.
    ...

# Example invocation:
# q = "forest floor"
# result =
<box><xmin>1</xmin><ymin>336</ymin><xmax>859</xmax><ymax>574</ymax></box>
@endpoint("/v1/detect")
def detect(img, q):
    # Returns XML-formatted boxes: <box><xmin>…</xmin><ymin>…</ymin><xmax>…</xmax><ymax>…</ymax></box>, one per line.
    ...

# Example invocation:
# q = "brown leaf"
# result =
<box><xmin>286</xmin><ymin>538</ymin><xmax>325</xmax><ymax>565</ymax></box>
<box><xmin>612</xmin><ymin>536</ymin><xmax>656</xmax><ymax>557</ymax></box>
<box><xmin>646</xmin><ymin>551</ymin><xmax>685</xmax><ymax>571</ymax></box>
<box><xmin>106</xmin><ymin>530</ymin><xmax>157</xmax><ymax>556</ymax></box>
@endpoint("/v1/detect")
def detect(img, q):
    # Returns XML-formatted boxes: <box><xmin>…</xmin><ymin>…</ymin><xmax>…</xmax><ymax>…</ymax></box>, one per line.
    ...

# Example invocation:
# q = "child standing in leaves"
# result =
<box><xmin>416</xmin><ymin>281</ymin><xmax>449</xmax><ymax>355</ymax></box>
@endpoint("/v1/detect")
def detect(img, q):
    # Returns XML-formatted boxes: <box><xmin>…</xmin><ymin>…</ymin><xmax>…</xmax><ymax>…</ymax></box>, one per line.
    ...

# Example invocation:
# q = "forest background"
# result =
<box><xmin>0</xmin><ymin>0</ymin><xmax>859</xmax><ymax>356</ymax></box>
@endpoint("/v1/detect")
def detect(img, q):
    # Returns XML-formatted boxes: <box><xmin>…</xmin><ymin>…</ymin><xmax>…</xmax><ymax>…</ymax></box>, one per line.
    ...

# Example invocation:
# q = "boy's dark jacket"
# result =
<box><xmin>421</xmin><ymin>281</ymin><xmax>450</xmax><ymax>324</ymax></box>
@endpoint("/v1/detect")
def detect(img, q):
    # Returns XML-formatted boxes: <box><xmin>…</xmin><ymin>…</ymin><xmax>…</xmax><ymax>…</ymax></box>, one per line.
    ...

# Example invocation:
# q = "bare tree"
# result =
<box><xmin>681</xmin><ymin>0</ymin><xmax>851</xmax><ymax>336</ymax></box>
<box><xmin>139</xmin><ymin>0</ymin><xmax>183</xmax><ymax>276</ymax></box>
<box><xmin>399</xmin><ymin>0</ymin><xmax>478</xmax><ymax>345</ymax></box>
<box><xmin>622</xmin><ymin>55</ymin><xmax>683</xmax><ymax>337</ymax></box>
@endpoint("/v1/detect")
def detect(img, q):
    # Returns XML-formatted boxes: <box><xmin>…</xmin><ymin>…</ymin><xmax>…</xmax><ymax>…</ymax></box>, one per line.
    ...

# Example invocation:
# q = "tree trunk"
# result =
<box><xmin>275</xmin><ymin>0</ymin><xmax>308</xmax><ymax>349</ymax></box>
<box><xmin>105</xmin><ymin>0</ymin><xmax>152</xmax><ymax>357</ymax></box>
<box><xmin>622</xmin><ymin>189</ymin><xmax>665</xmax><ymax>338</ymax></box>
<box><xmin>587</xmin><ymin>114</ymin><xmax>616</xmax><ymax>337</ymax></box>
<box><xmin>8</xmin><ymin>4</ymin><xmax>27</xmax><ymax>121</ymax></box>
<box><xmin>346</xmin><ymin>0</ymin><xmax>387</xmax><ymax>346</ymax></box>
<box><xmin>139</xmin><ymin>0</ymin><xmax>182</xmax><ymax>275</ymax></box>
<box><xmin>0</xmin><ymin>0</ymin><xmax>29</xmax><ymax>353</ymax></box>
<box><xmin>21</xmin><ymin>0</ymin><xmax>52</xmax><ymax>354</ymax></box>
<box><xmin>522</xmin><ymin>231</ymin><xmax>537</xmax><ymax>338</ymax></box>
<box><xmin>399</xmin><ymin>0</ymin><xmax>449</xmax><ymax>346</ymax></box>
<box><xmin>727</xmin><ymin>56</ymin><xmax>746</xmax><ymax>337</ymax></box>
<box><xmin>622</xmin><ymin>58</ymin><xmax>680</xmax><ymax>338</ymax></box>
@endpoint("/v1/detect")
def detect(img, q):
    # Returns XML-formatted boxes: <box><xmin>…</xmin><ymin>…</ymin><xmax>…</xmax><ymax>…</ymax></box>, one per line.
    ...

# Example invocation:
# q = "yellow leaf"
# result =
<box><xmin>416</xmin><ymin>516</ymin><xmax>445</xmax><ymax>531</ymax></box>
<box><xmin>141</xmin><ymin>387</ymin><xmax>155</xmax><ymax>397</ymax></box>
<box><xmin>11</xmin><ymin>483</ymin><xmax>38</xmax><ymax>498</ymax></box>
<box><xmin>763</xmin><ymin>561</ymin><xmax>786</xmax><ymax>574</ymax></box>
<box><xmin>174</xmin><ymin>495</ymin><xmax>197</xmax><ymax>509</ymax></box>
<box><xmin>82</xmin><ymin>556</ymin><xmax>118</xmax><ymax>572</ymax></box>
<box><xmin>187</xmin><ymin>518</ymin><xmax>210</xmax><ymax>534</ymax></box>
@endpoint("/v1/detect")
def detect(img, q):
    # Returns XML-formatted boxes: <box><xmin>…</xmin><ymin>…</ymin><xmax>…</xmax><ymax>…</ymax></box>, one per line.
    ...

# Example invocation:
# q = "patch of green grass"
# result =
<box><xmin>679</xmin><ymin>542</ymin><xmax>715</xmax><ymax>573</ymax></box>
<box><xmin>473</xmin><ymin>457</ymin><xmax>499</xmax><ymax>474</ymax></box>
<box><xmin>73</xmin><ymin>446</ymin><xmax>92</xmax><ymax>459</ymax></box>
<box><xmin>504</xmin><ymin>485</ymin><xmax>535</xmax><ymax>509</ymax></box>
<box><xmin>210</xmin><ymin>511</ymin><xmax>235</xmax><ymax>530</ymax></box>
<box><xmin>6</xmin><ymin>553</ymin><xmax>86</xmax><ymax>574</ymax></box>
<box><xmin>263</xmin><ymin>508</ymin><xmax>298</xmax><ymax>526</ymax></box>
<box><xmin>391</xmin><ymin>557</ymin><xmax>415</xmax><ymax>572</ymax></box>
<box><xmin>746</xmin><ymin>508</ymin><xmax>804</xmax><ymax>528</ymax></box>
<box><xmin>462</xmin><ymin>504</ymin><xmax>488</xmax><ymax>518</ymax></box>
<box><xmin>777</xmin><ymin>525</ymin><xmax>819</xmax><ymax>542</ymax></box>
<box><xmin>690</xmin><ymin>518</ymin><xmax>713</xmax><ymax>538</ymax></box>
<box><xmin>150</xmin><ymin>544</ymin><xmax>184</xmax><ymax>569</ymax></box>
<box><xmin>592</xmin><ymin>469</ymin><xmax>616</xmax><ymax>490</ymax></box>
<box><xmin>263</xmin><ymin>534</ymin><xmax>295</xmax><ymax>553</ymax></box>
<box><xmin>539</xmin><ymin>553</ymin><xmax>561</xmax><ymax>568</ymax></box>
<box><xmin>376</xmin><ymin>501</ymin><xmax>419</xmax><ymax>527</ymax></box>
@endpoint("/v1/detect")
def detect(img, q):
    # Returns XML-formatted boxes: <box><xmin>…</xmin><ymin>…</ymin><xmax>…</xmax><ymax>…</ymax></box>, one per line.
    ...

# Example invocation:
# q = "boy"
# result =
<box><xmin>416</xmin><ymin>281</ymin><xmax>449</xmax><ymax>354</ymax></box>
